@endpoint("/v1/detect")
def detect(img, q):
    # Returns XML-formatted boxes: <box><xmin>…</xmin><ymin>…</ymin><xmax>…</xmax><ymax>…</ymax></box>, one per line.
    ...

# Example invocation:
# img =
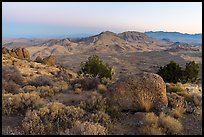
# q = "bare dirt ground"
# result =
<box><xmin>56</xmin><ymin>50</ymin><xmax>202</xmax><ymax>84</ymax></box>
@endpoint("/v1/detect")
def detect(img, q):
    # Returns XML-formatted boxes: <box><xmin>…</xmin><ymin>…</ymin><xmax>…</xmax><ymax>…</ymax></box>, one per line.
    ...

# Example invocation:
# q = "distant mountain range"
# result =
<box><xmin>2</xmin><ymin>31</ymin><xmax>202</xmax><ymax>59</ymax></box>
<box><xmin>145</xmin><ymin>31</ymin><xmax>202</xmax><ymax>46</ymax></box>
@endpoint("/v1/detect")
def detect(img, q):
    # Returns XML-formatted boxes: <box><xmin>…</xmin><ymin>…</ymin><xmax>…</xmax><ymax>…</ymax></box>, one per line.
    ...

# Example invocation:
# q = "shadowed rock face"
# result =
<box><xmin>2</xmin><ymin>47</ymin><xmax>30</xmax><ymax>60</ymax></box>
<box><xmin>106</xmin><ymin>72</ymin><xmax>168</xmax><ymax>111</ymax></box>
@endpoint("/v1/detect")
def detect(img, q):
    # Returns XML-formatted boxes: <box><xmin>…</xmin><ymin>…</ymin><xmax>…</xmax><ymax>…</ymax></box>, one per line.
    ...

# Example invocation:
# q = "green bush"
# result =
<box><xmin>78</xmin><ymin>55</ymin><xmax>113</xmax><ymax>80</ymax></box>
<box><xmin>157</xmin><ymin>61</ymin><xmax>199</xmax><ymax>84</ymax></box>
<box><xmin>157</xmin><ymin>61</ymin><xmax>182</xmax><ymax>83</ymax></box>
<box><xmin>184</xmin><ymin>61</ymin><xmax>199</xmax><ymax>83</ymax></box>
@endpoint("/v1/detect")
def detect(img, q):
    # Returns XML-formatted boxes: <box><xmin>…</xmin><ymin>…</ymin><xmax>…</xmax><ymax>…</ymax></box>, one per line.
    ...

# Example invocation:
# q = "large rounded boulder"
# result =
<box><xmin>106</xmin><ymin>72</ymin><xmax>168</xmax><ymax>111</ymax></box>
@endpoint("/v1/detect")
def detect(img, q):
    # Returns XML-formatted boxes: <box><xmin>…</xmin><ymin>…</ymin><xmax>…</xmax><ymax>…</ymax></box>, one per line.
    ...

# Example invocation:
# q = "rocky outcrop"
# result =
<box><xmin>2</xmin><ymin>47</ymin><xmax>30</xmax><ymax>60</ymax></box>
<box><xmin>106</xmin><ymin>72</ymin><xmax>168</xmax><ymax>111</ymax></box>
<box><xmin>2</xmin><ymin>47</ymin><xmax>9</xmax><ymax>54</ymax></box>
<box><xmin>43</xmin><ymin>55</ymin><xmax>56</xmax><ymax>66</ymax></box>
<box><xmin>35</xmin><ymin>56</ymin><xmax>44</xmax><ymax>63</ymax></box>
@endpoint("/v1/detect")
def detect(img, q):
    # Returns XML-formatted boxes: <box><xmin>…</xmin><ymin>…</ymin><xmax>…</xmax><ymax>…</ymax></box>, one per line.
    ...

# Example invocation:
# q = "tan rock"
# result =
<box><xmin>106</xmin><ymin>72</ymin><xmax>168</xmax><ymax>111</ymax></box>
<box><xmin>22</xmin><ymin>48</ymin><xmax>30</xmax><ymax>59</ymax></box>
<box><xmin>43</xmin><ymin>55</ymin><xmax>55</xmax><ymax>66</ymax></box>
<box><xmin>2</xmin><ymin>47</ymin><xmax>9</xmax><ymax>54</ymax></box>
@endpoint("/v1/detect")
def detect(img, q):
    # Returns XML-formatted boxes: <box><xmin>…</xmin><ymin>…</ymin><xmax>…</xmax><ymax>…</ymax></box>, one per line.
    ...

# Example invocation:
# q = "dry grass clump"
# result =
<box><xmin>158</xmin><ymin>112</ymin><xmax>183</xmax><ymax>135</ymax></box>
<box><xmin>60</xmin><ymin>121</ymin><xmax>107</xmax><ymax>135</ymax></box>
<box><xmin>170</xmin><ymin>102</ymin><xmax>186</xmax><ymax>118</ymax></box>
<box><xmin>136</xmin><ymin>91</ymin><xmax>155</xmax><ymax>112</ymax></box>
<box><xmin>166</xmin><ymin>83</ymin><xmax>185</xmax><ymax>93</ymax></box>
<box><xmin>22</xmin><ymin>102</ymin><xmax>85</xmax><ymax>135</ymax></box>
<box><xmin>97</xmin><ymin>84</ymin><xmax>107</xmax><ymax>94</ymax></box>
<box><xmin>142</xmin><ymin>112</ymin><xmax>159</xmax><ymax>126</ymax></box>
<box><xmin>138</xmin><ymin>112</ymin><xmax>164</xmax><ymax>135</ymax></box>
<box><xmin>167</xmin><ymin>93</ymin><xmax>186</xmax><ymax>118</ymax></box>
<box><xmin>139</xmin><ymin>125</ymin><xmax>164</xmax><ymax>135</ymax></box>
<box><xmin>79</xmin><ymin>92</ymin><xmax>107</xmax><ymax>113</ymax></box>
<box><xmin>28</xmin><ymin>75</ymin><xmax>54</xmax><ymax>87</ymax></box>
<box><xmin>2</xmin><ymin>92</ymin><xmax>45</xmax><ymax>116</ymax></box>
<box><xmin>87</xmin><ymin>111</ymin><xmax>111</xmax><ymax>127</ymax></box>
<box><xmin>138</xmin><ymin>112</ymin><xmax>183</xmax><ymax>135</ymax></box>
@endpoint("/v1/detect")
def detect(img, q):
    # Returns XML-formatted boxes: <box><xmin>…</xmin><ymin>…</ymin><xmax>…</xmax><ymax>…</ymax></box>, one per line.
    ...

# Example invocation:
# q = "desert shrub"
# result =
<box><xmin>74</xmin><ymin>88</ymin><xmax>82</xmax><ymax>94</ymax></box>
<box><xmin>71</xmin><ymin>77</ymin><xmax>101</xmax><ymax>91</ymax></box>
<box><xmin>78</xmin><ymin>55</ymin><xmax>113</xmax><ymax>80</ymax></box>
<box><xmin>136</xmin><ymin>91</ymin><xmax>156</xmax><ymax>112</ymax></box>
<box><xmin>185</xmin><ymin>92</ymin><xmax>202</xmax><ymax>107</ymax></box>
<box><xmin>86</xmin><ymin>111</ymin><xmax>111</xmax><ymax>127</ymax></box>
<box><xmin>22</xmin><ymin>85</ymin><xmax>37</xmax><ymax>93</ymax></box>
<box><xmin>53</xmin><ymin>80</ymin><xmax>69</xmax><ymax>92</ymax></box>
<box><xmin>2</xmin><ymin>126</ymin><xmax>23</xmax><ymax>135</ymax></box>
<box><xmin>157</xmin><ymin>61</ymin><xmax>182</xmax><ymax>83</ymax></box>
<box><xmin>97</xmin><ymin>84</ymin><xmax>107</xmax><ymax>94</ymax></box>
<box><xmin>60</xmin><ymin>121</ymin><xmax>107</xmax><ymax>135</ymax></box>
<box><xmin>184</xmin><ymin>61</ymin><xmax>199</xmax><ymax>83</ymax></box>
<box><xmin>2</xmin><ymin>64</ymin><xmax>24</xmax><ymax>86</ymax></box>
<box><xmin>56</xmin><ymin>68</ymin><xmax>73</xmax><ymax>81</ymax></box>
<box><xmin>22</xmin><ymin>102</ymin><xmax>85</xmax><ymax>135</ymax></box>
<box><xmin>29</xmin><ymin>76</ymin><xmax>54</xmax><ymax>87</ymax></box>
<box><xmin>36</xmin><ymin>86</ymin><xmax>55</xmax><ymax>97</ymax></box>
<box><xmin>106</xmin><ymin>105</ymin><xmax>121</xmax><ymax>120</ymax></box>
<box><xmin>167</xmin><ymin>92</ymin><xmax>185</xmax><ymax>109</ymax></box>
<box><xmin>158</xmin><ymin>112</ymin><xmax>183</xmax><ymax>135</ymax></box>
<box><xmin>79</xmin><ymin>92</ymin><xmax>107</xmax><ymax>113</ymax></box>
<box><xmin>2</xmin><ymin>92</ymin><xmax>45</xmax><ymax>116</ymax></box>
<box><xmin>4</xmin><ymin>81</ymin><xmax>22</xmax><ymax>94</ymax></box>
<box><xmin>166</xmin><ymin>83</ymin><xmax>185</xmax><ymax>93</ymax></box>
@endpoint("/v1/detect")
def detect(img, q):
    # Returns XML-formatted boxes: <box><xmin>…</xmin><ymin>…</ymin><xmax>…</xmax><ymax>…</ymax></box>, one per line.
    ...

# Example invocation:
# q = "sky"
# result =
<box><xmin>2</xmin><ymin>2</ymin><xmax>202</xmax><ymax>38</ymax></box>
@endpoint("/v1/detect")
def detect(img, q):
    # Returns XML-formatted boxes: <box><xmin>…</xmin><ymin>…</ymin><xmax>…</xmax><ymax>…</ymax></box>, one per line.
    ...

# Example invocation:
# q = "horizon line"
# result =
<box><xmin>2</xmin><ymin>30</ymin><xmax>202</xmax><ymax>39</ymax></box>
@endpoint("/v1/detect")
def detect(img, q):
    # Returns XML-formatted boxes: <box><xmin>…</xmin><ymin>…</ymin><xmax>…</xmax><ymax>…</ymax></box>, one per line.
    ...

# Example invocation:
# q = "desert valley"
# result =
<box><xmin>2</xmin><ymin>2</ymin><xmax>202</xmax><ymax>135</ymax></box>
<box><xmin>2</xmin><ymin>30</ymin><xmax>202</xmax><ymax>135</ymax></box>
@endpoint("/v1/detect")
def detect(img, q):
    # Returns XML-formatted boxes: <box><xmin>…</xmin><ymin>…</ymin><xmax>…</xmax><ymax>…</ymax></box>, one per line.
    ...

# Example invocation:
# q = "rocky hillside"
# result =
<box><xmin>25</xmin><ymin>31</ymin><xmax>165</xmax><ymax>59</ymax></box>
